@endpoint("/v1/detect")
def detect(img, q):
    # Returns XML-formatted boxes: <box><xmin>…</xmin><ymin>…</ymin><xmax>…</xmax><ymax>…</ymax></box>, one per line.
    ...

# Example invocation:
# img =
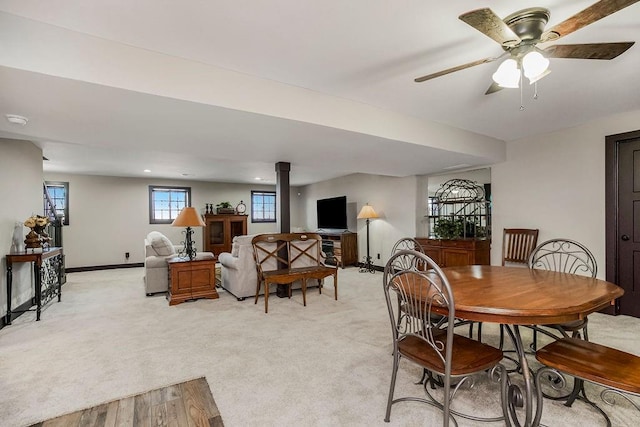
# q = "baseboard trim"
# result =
<box><xmin>66</xmin><ymin>262</ymin><xmax>144</xmax><ymax>273</ymax></box>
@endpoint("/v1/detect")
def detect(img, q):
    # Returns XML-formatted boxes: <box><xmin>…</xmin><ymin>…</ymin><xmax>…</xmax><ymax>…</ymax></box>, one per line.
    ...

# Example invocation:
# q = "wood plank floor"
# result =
<box><xmin>29</xmin><ymin>377</ymin><xmax>223</xmax><ymax>427</ymax></box>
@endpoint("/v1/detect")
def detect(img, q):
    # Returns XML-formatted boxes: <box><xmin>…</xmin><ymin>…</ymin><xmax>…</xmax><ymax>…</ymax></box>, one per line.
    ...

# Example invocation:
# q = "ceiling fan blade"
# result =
<box><xmin>541</xmin><ymin>0</ymin><xmax>640</xmax><ymax>42</ymax></box>
<box><xmin>484</xmin><ymin>82</ymin><xmax>504</xmax><ymax>95</ymax></box>
<box><xmin>414</xmin><ymin>57</ymin><xmax>499</xmax><ymax>82</ymax></box>
<box><xmin>544</xmin><ymin>42</ymin><xmax>635</xmax><ymax>59</ymax></box>
<box><xmin>459</xmin><ymin>8</ymin><xmax>521</xmax><ymax>47</ymax></box>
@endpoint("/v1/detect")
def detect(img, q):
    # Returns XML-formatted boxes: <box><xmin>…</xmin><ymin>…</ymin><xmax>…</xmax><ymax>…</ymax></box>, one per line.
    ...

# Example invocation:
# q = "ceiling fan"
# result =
<box><xmin>414</xmin><ymin>0</ymin><xmax>638</xmax><ymax>94</ymax></box>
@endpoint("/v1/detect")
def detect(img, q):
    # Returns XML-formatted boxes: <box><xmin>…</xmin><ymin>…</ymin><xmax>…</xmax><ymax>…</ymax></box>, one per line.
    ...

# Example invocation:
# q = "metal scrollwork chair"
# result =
<box><xmin>390</xmin><ymin>237</ymin><xmax>424</xmax><ymax>270</ymax></box>
<box><xmin>383</xmin><ymin>250</ymin><xmax>505</xmax><ymax>426</ymax></box>
<box><xmin>528</xmin><ymin>238</ymin><xmax>597</xmax><ymax>345</ymax></box>
<box><xmin>527</xmin><ymin>238</ymin><xmax>598</xmax><ymax>408</ymax></box>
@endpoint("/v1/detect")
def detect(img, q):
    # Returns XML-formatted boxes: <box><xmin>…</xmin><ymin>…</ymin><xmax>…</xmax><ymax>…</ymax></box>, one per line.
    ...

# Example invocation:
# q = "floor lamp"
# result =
<box><xmin>358</xmin><ymin>204</ymin><xmax>378</xmax><ymax>273</ymax></box>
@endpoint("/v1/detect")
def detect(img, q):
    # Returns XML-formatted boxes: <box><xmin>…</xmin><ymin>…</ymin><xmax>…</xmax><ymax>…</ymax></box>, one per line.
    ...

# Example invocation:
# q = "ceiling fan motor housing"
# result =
<box><xmin>503</xmin><ymin>8</ymin><xmax>550</xmax><ymax>44</ymax></box>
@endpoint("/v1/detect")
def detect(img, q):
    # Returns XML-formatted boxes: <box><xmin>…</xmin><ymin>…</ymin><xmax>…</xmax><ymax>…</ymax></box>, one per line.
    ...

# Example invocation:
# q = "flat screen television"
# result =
<box><xmin>316</xmin><ymin>196</ymin><xmax>347</xmax><ymax>230</ymax></box>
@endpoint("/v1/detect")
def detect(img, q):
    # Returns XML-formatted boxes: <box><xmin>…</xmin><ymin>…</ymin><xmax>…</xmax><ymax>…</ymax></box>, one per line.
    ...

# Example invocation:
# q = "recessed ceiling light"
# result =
<box><xmin>181</xmin><ymin>173</ymin><xmax>190</xmax><ymax>177</ymax></box>
<box><xmin>143</xmin><ymin>169</ymin><xmax>151</xmax><ymax>173</ymax></box>
<box><xmin>255</xmin><ymin>177</ymin><xmax>263</xmax><ymax>181</ymax></box>
<box><xmin>5</xmin><ymin>114</ymin><xmax>28</xmax><ymax>126</ymax></box>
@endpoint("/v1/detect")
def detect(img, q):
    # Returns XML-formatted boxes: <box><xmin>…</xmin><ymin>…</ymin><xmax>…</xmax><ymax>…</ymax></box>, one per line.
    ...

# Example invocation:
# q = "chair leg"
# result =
<box><xmin>384</xmin><ymin>354</ymin><xmax>400</xmax><ymax>422</ymax></box>
<box><xmin>469</xmin><ymin>322</ymin><xmax>483</xmax><ymax>342</ymax></box>
<box><xmin>334</xmin><ymin>273</ymin><xmax>338</xmax><ymax>300</ymax></box>
<box><xmin>565</xmin><ymin>378</ymin><xmax>585</xmax><ymax>408</ymax></box>
<box><xmin>264</xmin><ymin>283</ymin><xmax>269</xmax><ymax>313</ymax></box>
<box><xmin>254</xmin><ymin>281</ymin><xmax>263</xmax><ymax>306</ymax></box>
<box><xmin>301</xmin><ymin>279</ymin><xmax>307</xmax><ymax>307</ymax></box>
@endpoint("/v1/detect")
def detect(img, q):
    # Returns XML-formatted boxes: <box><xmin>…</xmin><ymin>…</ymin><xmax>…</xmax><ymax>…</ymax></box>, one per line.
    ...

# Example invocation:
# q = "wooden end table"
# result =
<box><xmin>5</xmin><ymin>247</ymin><xmax>64</xmax><ymax>324</ymax></box>
<box><xmin>167</xmin><ymin>257</ymin><xmax>219</xmax><ymax>306</ymax></box>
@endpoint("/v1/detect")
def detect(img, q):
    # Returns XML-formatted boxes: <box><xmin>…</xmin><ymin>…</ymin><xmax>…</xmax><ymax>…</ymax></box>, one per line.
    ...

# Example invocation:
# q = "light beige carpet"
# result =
<box><xmin>1</xmin><ymin>267</ymin><xmax>639</xmax><ymax>426</ymax></box>
<box><xmin>28</xmin><ymin>377</ymin><xmax>222</xmax><ymax>427</ymax></box>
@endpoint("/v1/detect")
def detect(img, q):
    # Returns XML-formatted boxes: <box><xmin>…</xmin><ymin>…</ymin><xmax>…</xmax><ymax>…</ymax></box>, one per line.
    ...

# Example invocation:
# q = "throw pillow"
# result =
<box><xmin>231</xmin><ymin>236</ymin><xmax>240</xmax><ymax>257</ymax></box>
<box><xmin>149</xmin><ymin>231</ymin><xmax>176</xmax><ymax>256</ymax></box>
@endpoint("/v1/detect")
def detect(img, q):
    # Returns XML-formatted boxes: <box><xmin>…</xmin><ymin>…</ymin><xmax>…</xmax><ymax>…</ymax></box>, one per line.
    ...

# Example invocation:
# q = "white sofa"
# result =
<box><xmin>218</xmin><ymin>234</ymin><xmax>317</xmax><ymax>300</ymax></box>
<box><xmin>144</xmin><ymin>231</ymin><xmax>214</xmax><ymax>295</ymax></box>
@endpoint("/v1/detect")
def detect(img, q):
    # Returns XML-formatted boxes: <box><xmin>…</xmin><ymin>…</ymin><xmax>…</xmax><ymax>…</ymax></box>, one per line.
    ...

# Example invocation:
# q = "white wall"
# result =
<box><xmin>1</xmin><ymin>139</ymin><xmax>43</xmax><ymax>319</ymax></box>
<box><xmin>427</xmin><ymin>168</ymin><xmax>491</xmax><ymax>195</ymax></box>
<box><xmin>44</xmin><ymin>173</ymin><xmax>299</xmax><ymax>268</ymax></box>
<box><xmin>491</xmin><ymin>109</ymin><xmax>640</xmax><ymax>277</ymax></box>
<box><xmin>300</xmin><ymin>173</ymin><xmax>418</xmax><ymax>268</ymax></box>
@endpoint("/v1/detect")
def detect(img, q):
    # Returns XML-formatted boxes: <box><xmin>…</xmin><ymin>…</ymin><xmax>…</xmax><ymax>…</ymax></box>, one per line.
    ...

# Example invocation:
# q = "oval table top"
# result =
<box><xmin>438</xmin><ymin>265</ymin><xmax>624</xmax><ymax>325</ymax></box>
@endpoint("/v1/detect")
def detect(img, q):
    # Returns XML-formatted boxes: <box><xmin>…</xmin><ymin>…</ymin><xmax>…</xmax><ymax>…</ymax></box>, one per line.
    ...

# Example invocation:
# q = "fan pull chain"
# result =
<box><xmin>533</xmin><ymin>82</ymin><xmax>539</xmax><ymax>100</ymax></box>
<box><xmin>519</xmin><ymin>68</ymin><xmax>524</xmax><ymax>111</ymax></box>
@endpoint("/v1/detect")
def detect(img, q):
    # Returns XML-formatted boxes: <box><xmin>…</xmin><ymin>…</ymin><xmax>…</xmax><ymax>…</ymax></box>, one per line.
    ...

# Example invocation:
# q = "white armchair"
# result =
<box><xmin>218</xmin><ymin>234</ymin><xmax>260</xmax><ymax>300</ymax></box>
<box><xmin>144</xmin><ymin>231</ymin><xmax>214</xmax><ymax>296</ymax></box>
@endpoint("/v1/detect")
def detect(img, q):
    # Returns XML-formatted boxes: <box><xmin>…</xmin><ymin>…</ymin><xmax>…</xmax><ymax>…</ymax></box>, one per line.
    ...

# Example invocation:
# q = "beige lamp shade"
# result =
<box><xmin>171</xmin><ymin>207</ymin><xmax>206</xmax><ymax>227</ymax></box>
<box><xmin>357</xmin><ymin>204</ymin><xmax>378</xmax><ymax>220</ymax></box>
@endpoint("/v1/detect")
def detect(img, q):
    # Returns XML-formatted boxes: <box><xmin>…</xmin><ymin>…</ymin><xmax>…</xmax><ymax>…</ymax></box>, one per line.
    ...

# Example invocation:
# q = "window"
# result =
<box><xmin>44</xmin><ymin>181</ymin><xmax>69</xmax><ymax>225</ymax></box>
<box><xmin>251</xmin><ymin>191</ymin><xmax>276</xmax><ymax>223</ymax></box>
<box><xmin>149</xmin><ymin>186</ymin><xmax>191</xmax><ymax>224</ymax></box>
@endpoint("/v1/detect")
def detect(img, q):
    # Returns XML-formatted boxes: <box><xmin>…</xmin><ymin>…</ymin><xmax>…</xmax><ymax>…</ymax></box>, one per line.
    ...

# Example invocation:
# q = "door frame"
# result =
<box><xmin>605</xmin><ymin>129</ymin><xmax>640</xmax><ymax>315</ymax></box>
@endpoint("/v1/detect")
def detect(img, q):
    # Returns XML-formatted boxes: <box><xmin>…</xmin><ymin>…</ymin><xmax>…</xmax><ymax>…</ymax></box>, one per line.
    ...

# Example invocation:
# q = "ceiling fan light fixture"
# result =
<box><xmin>492</xmin><ymin>58</ymin><xmax>520</xmax><ymax>88</ymax></box>
<box><xmin>522</xmin><ymin>51</ymin><xmax>550</xmax><ymax>80</ymax></box>
<box><xmin>528</xmin><ymin>68</ymin><xmax>551</xmax><ymax>84</ymax></box>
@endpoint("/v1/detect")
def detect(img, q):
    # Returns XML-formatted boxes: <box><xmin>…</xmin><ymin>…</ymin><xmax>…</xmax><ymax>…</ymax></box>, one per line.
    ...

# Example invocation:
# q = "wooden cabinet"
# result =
<box><xmin>167</xmin><ymin>258</ymin><xmax>219</xmax><ymax>306</ymax></box>
<box><xmin>203</xmin><ymin>214</ymin><xmax>247</xmax><ymax>255</ymax></box>
<box><xmin>319</xmin><ymin>232</ymin><xmax>358</xmax><ymax>268</ymax></box>
<box><xmin>414</xmin><ymin>238</ymin><xmax>490</xmax><ymax>267</ymax></box>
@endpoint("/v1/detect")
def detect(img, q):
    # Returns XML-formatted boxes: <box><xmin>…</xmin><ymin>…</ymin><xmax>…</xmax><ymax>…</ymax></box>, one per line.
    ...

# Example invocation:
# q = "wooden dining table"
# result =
<box><xmin>438</xmin><ymin>265</ymin><xmax>624</xmax><ymax>427</ymax></box>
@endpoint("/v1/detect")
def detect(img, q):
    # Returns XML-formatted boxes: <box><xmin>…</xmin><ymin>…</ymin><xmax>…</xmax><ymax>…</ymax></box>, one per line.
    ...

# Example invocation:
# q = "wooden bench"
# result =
<box><xmin>252</xmin><ymin>233</ymin><xmax>338</xmax><ymax>313</ymax></box>
<box><xmin>534</xmin><ymin>337</ymin><xmax>640</xmax><ymax>425</ymax></box>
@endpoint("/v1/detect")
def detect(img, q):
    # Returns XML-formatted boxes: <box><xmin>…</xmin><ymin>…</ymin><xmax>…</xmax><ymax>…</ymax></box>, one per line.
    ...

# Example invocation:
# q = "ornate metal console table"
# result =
<box><xmin>5</xmin><ymin>247</ymin><xmax>63</xmax><ymax>324</ymax></box>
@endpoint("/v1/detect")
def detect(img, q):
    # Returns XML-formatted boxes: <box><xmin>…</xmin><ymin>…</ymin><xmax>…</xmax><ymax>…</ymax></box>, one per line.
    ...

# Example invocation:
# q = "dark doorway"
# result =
<box><xmin>606</xmin><ymin>130</ymin><xmax>640</xmax><ymax>317</ymax></box>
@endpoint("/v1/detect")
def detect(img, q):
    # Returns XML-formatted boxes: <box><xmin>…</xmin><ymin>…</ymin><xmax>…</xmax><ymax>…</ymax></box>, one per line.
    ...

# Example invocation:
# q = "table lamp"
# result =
<box><xmin>357</xmin><ymin>204</ymin><xmax>378</xmax><ymax>273</ymax></box>
<box><xmin>171</xmin><ymin>207</ymin><xmax>206</xmax><ymax>260</ymax></box>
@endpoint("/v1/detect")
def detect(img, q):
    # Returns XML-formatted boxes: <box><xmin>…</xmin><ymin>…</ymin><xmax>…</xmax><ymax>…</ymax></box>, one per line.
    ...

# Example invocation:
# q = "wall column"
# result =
<box><xmin>275</xmin><ymin>162</ymin><xmax>291</xmax><ymax>298</ymax></box>
<box><xmin>275</xmin><ymin>162</ymin><xmax>291</xmax><ymax>233</ymax></box>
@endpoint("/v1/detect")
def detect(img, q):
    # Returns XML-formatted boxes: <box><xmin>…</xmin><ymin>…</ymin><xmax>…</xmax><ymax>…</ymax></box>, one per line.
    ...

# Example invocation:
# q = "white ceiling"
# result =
<box><xmin>1</xmin><ymin>1</ymin><xmax>639</xmax><ymax>185</ymax></box>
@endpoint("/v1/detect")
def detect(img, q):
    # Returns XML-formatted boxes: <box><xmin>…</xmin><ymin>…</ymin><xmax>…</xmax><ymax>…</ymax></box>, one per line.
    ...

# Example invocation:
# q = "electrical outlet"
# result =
<box><xmin>377</xmin><ymin>253</ymin><xmax>380</xmax><ymax>259</ymax></box>
<box><xmin>125</xmin><ymin>252</ymin><xmax>130</xmax><ymax>259</ymax></box>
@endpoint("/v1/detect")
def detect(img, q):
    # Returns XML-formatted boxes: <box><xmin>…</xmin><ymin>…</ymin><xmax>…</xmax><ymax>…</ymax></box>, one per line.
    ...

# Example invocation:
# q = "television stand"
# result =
<box><xmin>317</xmin><ymin>231</ymin><xmax>358</xmax><ymax>268</ymax></box>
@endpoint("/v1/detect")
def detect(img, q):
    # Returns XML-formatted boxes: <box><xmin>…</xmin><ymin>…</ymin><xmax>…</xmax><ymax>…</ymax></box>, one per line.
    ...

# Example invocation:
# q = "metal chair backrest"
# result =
<box><xmin>502</xmin><ymin>228</ymin><xmax>539</xmax><ymax>265</ymax></box>
<box><xmin>383</xmin><ymin>250</ymin><xmax>455</xmax><ymax>397</ymax></box>
<box><xmin>390</xmin><ymin>238</ymin><xmax>425</xmax><ymax>271</ymax></box>
<box><xmin>528</xmin><ymin>238</ymin><xmax>597</xmax><ymax>278</ymax></box>
<box><xmin>391</xmin><ymin>237</ymin><xmax>424</xmax><ymax>254</ymax></box>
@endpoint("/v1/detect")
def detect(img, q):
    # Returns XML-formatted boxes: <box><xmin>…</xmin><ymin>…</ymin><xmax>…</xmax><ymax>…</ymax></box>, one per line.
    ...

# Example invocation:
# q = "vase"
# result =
<box><xmin>24</xmin><ymin>225</ymin><xmax>51</xmax><ymax>249</ymax></box>
<box><xmin>11</xmin><ymin>222</ymin><xmax>25</xmax><ymax>253</ymax></box>
<box><xmin>25</xmin><ymin>229</ymin><xmax>42</xmax><ymax>249</ymax></box>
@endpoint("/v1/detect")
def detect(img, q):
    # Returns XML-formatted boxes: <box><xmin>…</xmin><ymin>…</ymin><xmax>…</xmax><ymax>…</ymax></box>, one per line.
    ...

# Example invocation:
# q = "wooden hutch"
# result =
<box><xmin>203</xmin><ymin>214</ymin><xmax>247</xmax><ymax>255</ymax></box>
<box><xmin>418</xmin><ymin>178</ymin><xmax>491</xmax><ymax>267</ymax></box>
